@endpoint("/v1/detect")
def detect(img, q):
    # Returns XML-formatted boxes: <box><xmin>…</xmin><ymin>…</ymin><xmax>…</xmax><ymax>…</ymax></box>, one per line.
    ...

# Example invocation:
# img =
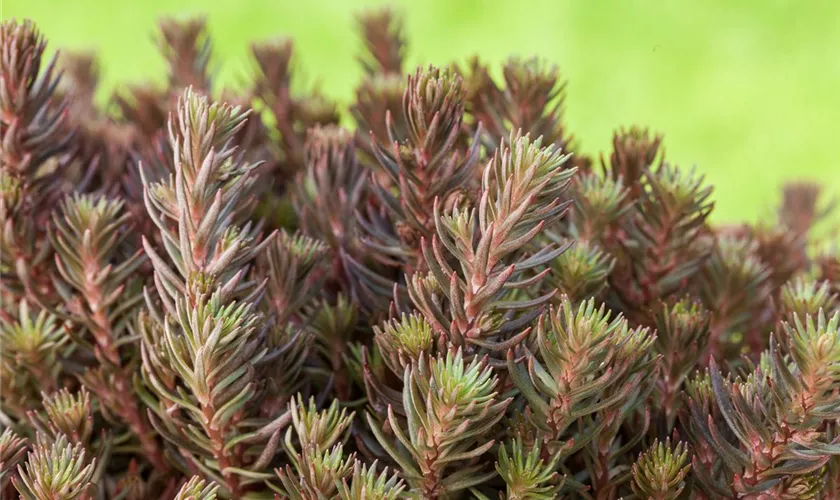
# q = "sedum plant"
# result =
<box><xmin>369</xmin><ymin>350</ymin><xmax>510</xmax><ymax>498</ymax></box>
<box><xmin>1</xmin><ymin>10</ymin><xmax>839</xmax><ymax>500</ymax></box>
<box><xmin>175</xmin><ymin>476</ymin><xmax>220</xmax><ymax>500</ymax></box>
<box><xmin>13</xmin><ymin>434</ymin><xmax>96</xmax><ymax>500</ymax></box>
<box><xmin>495</xmin><ymin>438</ymin><xmax>564</xmax><ymax>499</ymax></box>
<box><xmin>630</xmin><ymin>438</ymin><xmax>691</xmax><ymax>500</ymax></box>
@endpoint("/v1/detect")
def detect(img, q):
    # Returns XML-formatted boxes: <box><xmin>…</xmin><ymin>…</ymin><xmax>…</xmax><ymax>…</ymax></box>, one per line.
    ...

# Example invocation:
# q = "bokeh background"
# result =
<box><xmin>5</xmin><ymin>0</ymin><xmax>840</xmax><ymax>223</ymax></box>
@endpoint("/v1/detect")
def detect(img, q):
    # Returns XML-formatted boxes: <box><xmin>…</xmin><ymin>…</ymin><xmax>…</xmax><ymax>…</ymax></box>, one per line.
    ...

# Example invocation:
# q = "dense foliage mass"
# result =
<box><xmin>1</xmin><ymin>9</ymin><xmax>839</xmax><ymax>500</ymax></box>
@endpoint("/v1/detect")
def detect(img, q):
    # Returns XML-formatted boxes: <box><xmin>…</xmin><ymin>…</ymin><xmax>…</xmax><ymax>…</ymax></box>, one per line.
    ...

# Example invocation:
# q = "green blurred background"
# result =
<box><xmin>5</xmin><ymin>0</ymin><xmax>840</xmax><ymax>223</ymax></box>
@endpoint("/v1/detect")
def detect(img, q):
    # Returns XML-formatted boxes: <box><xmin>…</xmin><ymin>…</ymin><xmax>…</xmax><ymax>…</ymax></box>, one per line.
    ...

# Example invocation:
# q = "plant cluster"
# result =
<box><xmin>2</xmin><ymin>9</ymin><xmax>840</xmax><ymax>500</ymax></box>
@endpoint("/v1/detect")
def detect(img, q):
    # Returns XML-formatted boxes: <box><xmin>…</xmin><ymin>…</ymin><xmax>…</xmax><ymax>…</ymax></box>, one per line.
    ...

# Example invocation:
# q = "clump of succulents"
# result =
<box><xmin>2</xmin><ymin>8</ymin><xmax>840</xmax><ymax>500</ymax></box>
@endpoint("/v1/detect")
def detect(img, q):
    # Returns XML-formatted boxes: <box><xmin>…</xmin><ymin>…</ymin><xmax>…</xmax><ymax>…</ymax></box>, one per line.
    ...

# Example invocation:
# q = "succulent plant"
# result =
<box><xmin>1</xmin><ymin>12</ymin><xmax>839</xmax><ymax>500</ymax></box>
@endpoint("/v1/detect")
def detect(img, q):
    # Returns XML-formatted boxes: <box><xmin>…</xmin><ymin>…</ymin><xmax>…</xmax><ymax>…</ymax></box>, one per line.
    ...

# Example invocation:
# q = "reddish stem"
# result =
<box><xmin>83</xmin><ymin>284</ymin><xmax>168</xmax><ymax>472</ymax></box>
<box><xmin>201</xmin><ymin>404</ymin><xmax>242</xmax><ymax>498</ymax></box>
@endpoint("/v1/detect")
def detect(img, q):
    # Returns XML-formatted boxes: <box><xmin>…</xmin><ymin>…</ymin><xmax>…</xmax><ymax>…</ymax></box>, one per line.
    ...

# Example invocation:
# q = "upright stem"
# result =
<box><xmin>593</xmin><ymin>441</ymin><xmax>616</xmax><ymax>500</ymax></box>
<box><xmin>202</xmin><ymin>404</ymin><xmax>242</xmax><ymax>498</ymax></box>
<box><xmin>659</xmin><ymin>376</ymin><xmax>679</xmax><ymax>432</ymax></box>
<box><xmin>83</xmin><ymin>283</ymin><xmax>167</xmax><ymax>472</ymax></box>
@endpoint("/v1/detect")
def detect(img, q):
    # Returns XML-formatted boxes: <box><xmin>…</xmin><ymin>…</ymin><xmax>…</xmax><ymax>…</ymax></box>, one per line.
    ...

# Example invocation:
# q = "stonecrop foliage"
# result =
<box><xmin>2</xmin><ymin>9</ymin><xmax>839</xmax><ymax>500</ymax></box>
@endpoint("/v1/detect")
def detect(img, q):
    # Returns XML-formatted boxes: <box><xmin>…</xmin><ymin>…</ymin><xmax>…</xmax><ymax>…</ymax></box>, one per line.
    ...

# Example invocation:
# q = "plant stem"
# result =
<box><xmin>83</xmin><ymin>284</ymin><xmax>168</xmax><ymax>472</ymax></box>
